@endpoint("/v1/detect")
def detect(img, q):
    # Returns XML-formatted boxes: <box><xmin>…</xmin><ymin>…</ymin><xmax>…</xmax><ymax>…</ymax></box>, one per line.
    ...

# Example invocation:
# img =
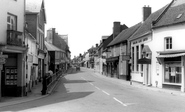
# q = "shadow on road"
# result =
<box><xmin>0</xmin><ymin>72</ymin><xmax>94</xmax><ymax>112</ymax></box>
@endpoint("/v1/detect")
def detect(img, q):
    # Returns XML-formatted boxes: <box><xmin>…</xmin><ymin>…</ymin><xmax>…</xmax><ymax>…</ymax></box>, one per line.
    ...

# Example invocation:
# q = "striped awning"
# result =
<box><xmin>157</xmin><ymin>53</ymin><xmax>185</xmax><ymax>58</ymax></box>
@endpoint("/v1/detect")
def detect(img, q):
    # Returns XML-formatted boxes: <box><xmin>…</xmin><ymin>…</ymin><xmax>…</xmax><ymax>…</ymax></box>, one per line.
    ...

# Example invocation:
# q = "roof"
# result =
<box><xmin>108</xmin><ymin>22</ymin><xmax>142</xmax><ymax>46</ymax></box>
<box><xmin>102</xmin><ymin>34</ymin><xmax>113</xmax><ymax>50</ymax></box>
<box><xmin>26</xmin><ymin>0</ymin><xmax>43</xmax><ymax>13</ymax></box>
<box><xmin>26</xmin><ymin>0</ymin><xmax>46</xmax><ymax>23</ymax></box>
<box><xmin>153</xmin><ymin>0</ymin><xmax>185</xmax><ymax>28</ymax></box>
<box><xmin>129</xmin><ymin>4</ymin><xmax>169</xmax><ymax>41</ymax></box>
<box><xmin>45</xmin><ymin>41</ymin><xmax>64</xmax><ymax>52</ymax></box>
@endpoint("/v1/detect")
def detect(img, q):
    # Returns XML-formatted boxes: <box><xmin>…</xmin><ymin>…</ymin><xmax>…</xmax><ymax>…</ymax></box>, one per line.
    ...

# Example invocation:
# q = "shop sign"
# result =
<box><xmin>0</xmin><ymin>55</ymin><xmax>8</xmax><ymax>58</ymax></box>
<box><xmin>122</xmin><ymin>55</ymin><xmax>130</xmax><ymax>61</ymax></box>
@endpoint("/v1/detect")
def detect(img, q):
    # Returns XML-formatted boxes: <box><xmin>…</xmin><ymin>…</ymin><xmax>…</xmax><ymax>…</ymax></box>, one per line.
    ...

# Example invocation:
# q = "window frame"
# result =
<box><xmin>7</xmin><ymin>13</ymin><xmax>17</xmax><ymax>30</ymax></box>
<box><xmin>165</xmin><ymin>37</ymin><xmax>172</xmax><ymax>50</ymax></box>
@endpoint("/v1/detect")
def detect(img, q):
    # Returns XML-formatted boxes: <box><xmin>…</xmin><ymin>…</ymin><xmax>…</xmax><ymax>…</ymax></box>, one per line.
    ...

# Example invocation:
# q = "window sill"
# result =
<box><xmin>163</xmin><ymin>82</ymin><xmax>181</xmax><ymax>86</ymax></box>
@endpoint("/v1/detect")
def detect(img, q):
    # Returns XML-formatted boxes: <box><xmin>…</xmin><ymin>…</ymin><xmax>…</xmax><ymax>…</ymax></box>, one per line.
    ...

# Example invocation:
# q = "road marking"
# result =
<box><xmin>95</xmin><ymin>86</ymin><xmax>101</xmax><ymax>90</ymax></box>
<box><xmin>102</xmin><ymin>90</ymin><xmax>110</xmax><ymax>95</ymax></box>
<box><xmin>81</xmin><ymin>77</ymin><xmax>86</xmax><ymax>80</ymax></box>
<box><xmin>89</xmin><ymin>83</ymin><xmax>94</xmax><ymax>86</ymax></box>
<box><xmin>125</xmin><ymin>103</ymin><xmax>137</xmax><ymax>106</ymax></box>
<box><xmin>113</xmin><ymin>97</ymin><xmax>127</xmax><ymax>107</ymax></box>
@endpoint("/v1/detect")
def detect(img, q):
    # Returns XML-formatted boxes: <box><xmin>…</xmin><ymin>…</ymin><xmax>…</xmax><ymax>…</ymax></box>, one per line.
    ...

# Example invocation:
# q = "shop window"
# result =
<box><xmin>165</xmin><ymin>37</ymin><xmax>172</xmax><ymax>50</ymax></box>
<box><xmin>136</xmin><ymin>46</ymin><xmax>139</xmax><ymax>71</ymax></box>
<box><xmin>132</xmin><ymin>47</ymin><xmax>134</xmax><ymax>71</ymax></box>
<box><xmin>141</xmin><ymin>44</ymin><xmax>144</xmax><ymax>71</ymax></box>
<box><xmin>164</xmin><ymin>62</ymin><xmax>181</xmax><ymax>84</ymax></box>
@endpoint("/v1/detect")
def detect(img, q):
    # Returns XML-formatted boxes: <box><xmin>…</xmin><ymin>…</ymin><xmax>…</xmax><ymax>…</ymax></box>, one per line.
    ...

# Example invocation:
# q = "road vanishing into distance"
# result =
<box><xmin>1</xmin><ymin>67</ymin><xmax>185</xmax><ymax>112</ymax></box>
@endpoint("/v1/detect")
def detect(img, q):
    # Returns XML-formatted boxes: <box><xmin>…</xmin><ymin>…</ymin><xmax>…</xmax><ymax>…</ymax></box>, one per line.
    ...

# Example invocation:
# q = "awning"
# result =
<box><xmin>106</xmin><ymin>56</ymin><xmax>119</xmax><ymax>62</ymax></box>
<box><xmin>157</xmin><ymin>53</ymin><xmax>185</xmax><ymax>58</ymax></box>
<box><xmin>137</xmin><ymin>58</ymin><xmax>151</xmax><ymax>64</ymax></box>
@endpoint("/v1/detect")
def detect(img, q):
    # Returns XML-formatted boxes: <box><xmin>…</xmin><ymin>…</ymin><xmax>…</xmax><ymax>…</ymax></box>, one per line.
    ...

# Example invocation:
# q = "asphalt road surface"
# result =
<box><xmin>1</xmin><ymin>67</ymin><xmax>185</xmax><ymax>112</ymax></box>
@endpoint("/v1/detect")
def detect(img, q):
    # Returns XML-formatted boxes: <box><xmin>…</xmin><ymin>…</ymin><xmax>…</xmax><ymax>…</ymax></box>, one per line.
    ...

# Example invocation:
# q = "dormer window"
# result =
<box><xmin>165</xmin><ymin>37</ymin><xmax>172</xmax><ymax>50</ymax></box>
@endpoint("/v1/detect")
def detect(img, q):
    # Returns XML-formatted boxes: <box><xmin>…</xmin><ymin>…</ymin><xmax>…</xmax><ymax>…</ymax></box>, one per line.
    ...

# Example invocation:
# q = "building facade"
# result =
<box><xmin>0</xmin><ymin>0</ymin><xmax>27</xmax><ymax>97</ymax></box>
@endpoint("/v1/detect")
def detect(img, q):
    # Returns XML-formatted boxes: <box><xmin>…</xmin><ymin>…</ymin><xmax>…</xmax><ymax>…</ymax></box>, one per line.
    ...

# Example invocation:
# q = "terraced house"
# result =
<box><xmin>129</xmin><ymin>0</ymin><xmax>185</xmax><ymax>92</ymax></box>
<box><xmin>0</xmin><ymin>0</ymin><xmax>26</xmax><ymax>97</ymax></box>
<box><xmin>26</xmin><ymin>0</ymin><xmax>47</xmax><ymax>83</ymax></box>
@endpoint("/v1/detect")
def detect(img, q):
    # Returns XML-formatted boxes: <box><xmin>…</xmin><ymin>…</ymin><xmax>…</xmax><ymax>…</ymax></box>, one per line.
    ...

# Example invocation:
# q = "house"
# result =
<box><xmin>128</xmin><ymin>0</ymin><xmax>185</xmax><ymax>92</ymax></box>
<box><xmin>25</xmin><ymin>29</ymin><xmax>38</xmax><ymax>92</ymax></box>
<box><xmin>107</xmin><ymin>22</ymin><xmax>141</xmax><ymax>80</ymax></box>
<box><xmin>46</xmin><ymin>28</ymin><xmax>70</xmax><ymax>73</ymax></box>
<box><xmin>151</xmin><ymin>0</ymin><xmax>185</xmax><ymax>92</ymax></box>
<box><xmin>45</xmin><ymin>41</ymin><xmax>64</xmax><ymax>73</ymax></box>
<box><xmin>128</xmin><ymin>5</ymin><xmax>164</xmax><ymax>85</ymax></box>
<box><xmin>26</xmin><ymin>0</ymin><xmax>47</xmax><ymax>83</ymax></box>
<box><xmin>0</xmin><ymin>0</ymin><xmax>26</xmax><ymax>97</ymax></box>
<box><xmin>105</xmin><ymin>22</ymin><xmax>128</xmax><ymax>78</ymax></box>
<box><xmin>94</xmin><ymin>36</ymin><xmax>108</xmax><ymax>75</ymax></box>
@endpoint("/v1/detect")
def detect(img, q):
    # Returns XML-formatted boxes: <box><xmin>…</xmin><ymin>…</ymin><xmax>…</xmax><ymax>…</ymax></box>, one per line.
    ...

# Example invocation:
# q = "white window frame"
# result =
<box><xmin>165</xmin><ymin>37</ymin><xmax>172</xmax><ymax>50</ymax></box>
<box><xmin>7</xmin><ymin>13</ymin><xmax>17</xmax><ymax>30</ymax></box>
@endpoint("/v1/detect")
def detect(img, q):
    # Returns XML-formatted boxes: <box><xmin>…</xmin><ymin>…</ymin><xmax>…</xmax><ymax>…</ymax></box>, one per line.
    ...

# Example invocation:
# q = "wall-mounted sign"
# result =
<box><xmin>122</xmin><ymin>55</ymin><xmax>130</xmax><ymax>61</ymax></box>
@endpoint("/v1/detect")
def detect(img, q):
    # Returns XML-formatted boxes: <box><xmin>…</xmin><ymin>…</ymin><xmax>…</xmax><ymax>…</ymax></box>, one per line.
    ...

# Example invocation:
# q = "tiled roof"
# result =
<box><xmin>45</xmin><ymin>41</ymin><xmax>64</xmax><ymax>52</ymax></box>
<box><xmin>129</xmin><ymin>4</ymin><xmax>169</xmax><ymax>41</ymax></box>
<box><xmin>102</xmin><ymin>34</ymin><xmax>113</xmax><ymax>50</ymax></box>
<box><xmin>26</xmin><ymin>0</ymin><xmax>43</xmax><ymax>13</ymax></box>
<box><xmin>153</xmin><ymin>1</ymin><xmax>185</xmax><ymax>28</ymax></box>
<box><xmin>108</xmin><ymin>22</ymin><xmax>142</xmax><ymax>46</ymax></box>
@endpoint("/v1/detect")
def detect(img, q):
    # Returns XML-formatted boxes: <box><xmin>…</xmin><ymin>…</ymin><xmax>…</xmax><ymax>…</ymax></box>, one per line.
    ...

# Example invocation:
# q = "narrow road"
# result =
<box><xmin>1</xmin><ymin>67</ymin><xmax>185</xmax><ymax>112</ymax></box>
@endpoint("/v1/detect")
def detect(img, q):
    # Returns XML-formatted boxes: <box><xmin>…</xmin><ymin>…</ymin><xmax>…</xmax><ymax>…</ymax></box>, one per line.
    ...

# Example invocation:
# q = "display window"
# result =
<box><xmin>164</xmin><ymin>62</ymin><xmax>181</xmax><ymax>84</ymax></box>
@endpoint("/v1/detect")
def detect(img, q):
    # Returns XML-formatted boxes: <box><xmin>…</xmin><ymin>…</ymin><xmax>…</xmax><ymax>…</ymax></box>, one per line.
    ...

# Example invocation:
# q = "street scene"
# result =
<box><xmin>1</xmin><ymin>0</ymin><xmax>185</xmax><ymax>111</ymax></box>
<box><xmin>0</xmin><ymin>67</ymin><xmax>185</xmax><ymax>112</ymax></box>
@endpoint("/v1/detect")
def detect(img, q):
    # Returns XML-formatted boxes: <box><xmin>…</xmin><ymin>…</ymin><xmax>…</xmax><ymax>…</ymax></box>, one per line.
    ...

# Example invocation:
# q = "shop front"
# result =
<box><xmin>106</xmin><ymin>56</ymin><xmax>119</xmax><ymax>78</ymax></box>
<box><xmin>157</xmin><ymin>51</ymin><xmax>185</xmax><ymax>92</ymax></box>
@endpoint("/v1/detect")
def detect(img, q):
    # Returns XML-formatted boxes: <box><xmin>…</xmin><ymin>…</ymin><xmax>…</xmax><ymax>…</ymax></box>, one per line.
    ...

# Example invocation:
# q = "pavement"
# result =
<box><xmin>0</xmin><ymin>68</ymin><xmax>74</xmax><ymax>108</ymax></box>
<box><xmin>82</xmin><ymin>67</ymin><xmax>185</xmax><ymax>97</ymax></box>
<box><xmin>1</xmin><ymin>67</ymin><xmax>185</xmax><ymax>108</ymax></box>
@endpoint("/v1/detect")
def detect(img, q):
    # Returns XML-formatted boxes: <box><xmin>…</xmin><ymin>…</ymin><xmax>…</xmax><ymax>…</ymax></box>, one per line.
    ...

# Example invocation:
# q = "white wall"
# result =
<box><xmin>151</xmin><ymin>23</ymin><xmax>185</xmax><ymax>88</ymax></box>
<box><xmin>0</xmin><ymin>0</ymin><xmax>25</xmax><ymax>44</ymax></box>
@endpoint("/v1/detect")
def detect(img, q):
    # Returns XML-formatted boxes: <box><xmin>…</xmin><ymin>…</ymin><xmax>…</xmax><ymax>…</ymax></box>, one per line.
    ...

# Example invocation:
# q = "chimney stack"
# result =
<box><xmin>96</xmin><ymin>43</ymin><xmax>98</xmax><ymax>48</ymax></box>
<box><xmin>113</xmin><ymin>21</ymin><xmax>121</xmax><ymax>39</ymax></box>
<box><xmin>143</xmin><ymin>5</ymin><xmax>152</xmax><ymax>21</ymax></box>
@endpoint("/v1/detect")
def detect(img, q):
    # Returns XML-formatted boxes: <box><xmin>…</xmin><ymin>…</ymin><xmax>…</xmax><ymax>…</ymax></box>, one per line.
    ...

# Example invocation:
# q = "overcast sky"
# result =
<box><xmin>44</xmin><ymin>0</ymin><xmax>171</xmax><ymax>58</ymax></box>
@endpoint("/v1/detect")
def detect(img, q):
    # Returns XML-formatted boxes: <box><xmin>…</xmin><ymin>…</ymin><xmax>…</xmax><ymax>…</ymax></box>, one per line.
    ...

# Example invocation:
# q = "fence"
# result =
<box><xmin>42</xmin><ymin>70</ymin><xmax>62</xmax><ymax>95</ymax></box>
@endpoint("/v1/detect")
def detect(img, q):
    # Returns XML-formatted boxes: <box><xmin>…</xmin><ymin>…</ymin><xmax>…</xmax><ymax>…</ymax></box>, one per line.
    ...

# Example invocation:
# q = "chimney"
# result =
<box><xmin>96</xmin><ymin>43</ymin><xmax>98</xmax><ymax>48</ymax></box>
<box><xmin>143</xmin><ymin>5</ymin><xmax>151</xmax><ymax>21</ymax></box>
<box><xmin>113</xmin><ymin>21</ymin><xmax>121</xmax><ymax>38</ymax></box>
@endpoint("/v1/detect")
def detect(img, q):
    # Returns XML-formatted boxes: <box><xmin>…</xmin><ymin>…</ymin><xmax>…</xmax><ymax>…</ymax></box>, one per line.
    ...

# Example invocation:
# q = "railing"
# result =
<box><xmin>42</xmin><ymin>70</ymin><xmax>63</xmax><ymax>95</ymax></box>
<box><xmin>7</xmin><ymin>30</ymin><xmax>23</xmax><ymax>46</ymax></box>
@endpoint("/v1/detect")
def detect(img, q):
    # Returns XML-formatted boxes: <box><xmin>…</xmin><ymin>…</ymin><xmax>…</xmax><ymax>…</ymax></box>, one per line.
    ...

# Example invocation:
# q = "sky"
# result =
<box><xmin>44</xmin><ymin>0</ymin><xmax>172</xmax><ymax>58</ymax></box>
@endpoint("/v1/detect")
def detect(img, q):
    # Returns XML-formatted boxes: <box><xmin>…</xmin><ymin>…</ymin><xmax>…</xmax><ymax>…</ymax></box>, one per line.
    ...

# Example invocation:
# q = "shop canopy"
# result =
<box><xmin>157</xmin><ymin>53</ymin><xmax>185</xmax><ymax>58</ymax></box>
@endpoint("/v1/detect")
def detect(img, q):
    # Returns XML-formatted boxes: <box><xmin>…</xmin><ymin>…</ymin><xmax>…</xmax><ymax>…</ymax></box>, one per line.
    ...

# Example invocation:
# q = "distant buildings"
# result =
<box><xmin>81</xmin><ymin>0</ymin><xmax>185</xmax><ymax>92</ymax></box>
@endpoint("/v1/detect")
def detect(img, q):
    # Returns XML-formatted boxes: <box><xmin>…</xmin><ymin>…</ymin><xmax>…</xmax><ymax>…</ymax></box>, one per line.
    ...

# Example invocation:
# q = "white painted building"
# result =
<box><xmin>25</xmin><ymin>30</ymin><xmax>38</xmax><ymax>92</ymax></box>
<box><xmin>0</xmin><ymin>0</ymin><xmax>26</xmax><ymax>97</ymax></box>
<box><xmin>130</xmin><ymin>0</ymin><xmax>185</xmax><ymax>92</ymax></box>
